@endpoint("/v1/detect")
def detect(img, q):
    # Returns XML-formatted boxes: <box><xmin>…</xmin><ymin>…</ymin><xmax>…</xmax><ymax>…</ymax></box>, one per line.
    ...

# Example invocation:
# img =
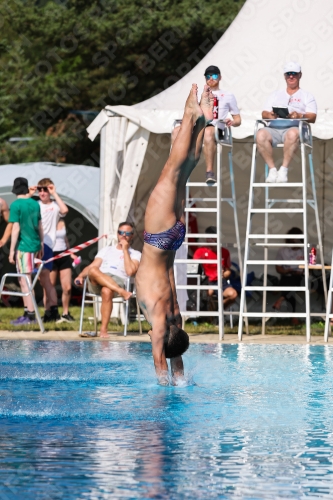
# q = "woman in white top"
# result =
<box><xmin>50</xmin><ymin>219</ymin><xmax>75</xmax><ymax>322</ymax></box>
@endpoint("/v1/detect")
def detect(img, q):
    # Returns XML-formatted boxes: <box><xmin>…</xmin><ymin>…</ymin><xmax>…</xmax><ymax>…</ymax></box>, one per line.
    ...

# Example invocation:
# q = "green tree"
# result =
<box><xmin>0</xmin><ymin>0</ymin><xmax>245</xmax><ymax>165</ymax></box>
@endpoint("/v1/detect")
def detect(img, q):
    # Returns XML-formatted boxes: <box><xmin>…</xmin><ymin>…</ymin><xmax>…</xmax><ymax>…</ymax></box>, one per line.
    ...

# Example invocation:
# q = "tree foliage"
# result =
<box><xmin>0</xmin><ymin>0</ymin><xmax>245</xmax><ymax>165</ymax></box>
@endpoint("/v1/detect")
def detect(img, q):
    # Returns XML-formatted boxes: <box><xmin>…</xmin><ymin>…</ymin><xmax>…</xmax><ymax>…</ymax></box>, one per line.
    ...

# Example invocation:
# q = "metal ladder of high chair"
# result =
<box><xmin>324</xmin><ymin>249</ymin><xmax>333</xmax><ymax>342</ymax></box>
<box><xmin>173</xmin><ymin>120</ymin><xmax>245</xmax><ymax>339</ymax></box>
<box><xmin>238</xmin><ymin>119</ymin><xmax>327</xmax><ymax>342</ymax></box>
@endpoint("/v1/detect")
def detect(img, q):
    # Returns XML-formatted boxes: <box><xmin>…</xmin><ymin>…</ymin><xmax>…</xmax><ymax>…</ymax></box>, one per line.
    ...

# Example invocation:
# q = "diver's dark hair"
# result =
<box><xmin>164</xmin><ymin>325</ymin><xmax>189</xmax><ymax>359</ymax></box>
<box><xmin>118</xmin><ymin>221</ymin><xmax>134</xmax><ymax>230</ymax></box>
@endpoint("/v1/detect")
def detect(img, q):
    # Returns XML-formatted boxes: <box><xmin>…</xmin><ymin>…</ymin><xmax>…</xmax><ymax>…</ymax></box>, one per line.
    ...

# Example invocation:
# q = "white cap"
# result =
<box><xmin>284</xmin><ymin>61</ymin><xmax>301</xmax><ymax>73</ymax></box>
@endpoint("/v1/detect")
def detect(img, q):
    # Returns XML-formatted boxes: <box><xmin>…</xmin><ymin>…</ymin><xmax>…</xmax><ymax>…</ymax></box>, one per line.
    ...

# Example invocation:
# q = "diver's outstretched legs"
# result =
<box><xmin>145</xmin><ymin>85</ymin><xmax>213</xmax><ymax>234</ymax></box>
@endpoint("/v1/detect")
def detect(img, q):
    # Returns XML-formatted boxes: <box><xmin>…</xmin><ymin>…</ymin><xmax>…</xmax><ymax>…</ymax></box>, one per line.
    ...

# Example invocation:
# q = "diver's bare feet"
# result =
<box><xmin>184</xmin><ymin>84</ymin><xmax>203</xmax><ymax>124</ymax></box>
<box><xmin>157</xmin><ymin>370</ymin><xmax>170</xmax><ymax>386</ymax></box>
<box><xmin>99</xmin><ymin>332</ymin><xmax>109</xmax><ymax>338</ymax></box>
<box><xmin>199</xmin><ymin>84</ymin><xmax>214</xmax><ymax>123</ymax></box>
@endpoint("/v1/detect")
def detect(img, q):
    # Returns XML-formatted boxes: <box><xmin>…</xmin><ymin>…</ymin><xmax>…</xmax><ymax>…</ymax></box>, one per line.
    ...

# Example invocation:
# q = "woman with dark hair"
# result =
<box><xmin>273</xmin><ymin>227</ymin><xmax>304</xmax><ymax>324</ymax></box>
<box><xmin>136</xmin><ymin>84</ymin><xmax>214</xmax><ymax>384</ymax></box>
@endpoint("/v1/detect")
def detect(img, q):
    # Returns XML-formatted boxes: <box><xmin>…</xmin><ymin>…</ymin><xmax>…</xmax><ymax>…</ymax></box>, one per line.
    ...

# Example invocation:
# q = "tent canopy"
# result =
<box><xmin>86</xmin><ymin>0</ymin><xmax>333</xmax><ymax>262</ymax></box>
<box><xmin>0</xmin><ymin>163</ymin><xmax>100</xmax><ymax>228</ymax></box>
<box><xmin>88</xmin><ymin>0</ymin><xmax>333</xmax><ymax>141</ymax></box>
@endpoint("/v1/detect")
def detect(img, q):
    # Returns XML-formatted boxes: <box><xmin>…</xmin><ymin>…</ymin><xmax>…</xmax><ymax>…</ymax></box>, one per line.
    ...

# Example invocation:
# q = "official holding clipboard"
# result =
<box><xmin>255</xmin><ymin>62</ymin><xmax>317</xmax><ymax>183</ymax></box>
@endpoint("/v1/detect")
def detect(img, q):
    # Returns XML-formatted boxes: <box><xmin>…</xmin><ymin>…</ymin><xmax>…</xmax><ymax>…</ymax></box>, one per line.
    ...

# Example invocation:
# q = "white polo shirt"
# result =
<box><xmin>263</xmin><ymin>88</ymin><xmax>317</xmax><ymax>115</ymax></box>
<box><xmin>213</xmin><ymin>89</ymin><xmax>240</xmax><ymax>121</ymax></box>
<box><xmin>96</xmin><ymin>245</ymin><xmax>141</xmax><ymax>281</ymax></box>
<box><xmin>39</xmin><ymin>201</ymin><xmax>61</xmax><ymax>249</ymax></box>
<box><xmin>199</xmin><ymin>88</ymin><xmax>240</xmax><ymax>125</ymax></box>
<box><xmin>276</xmin><ymin>246</ymin><xmax>304</xmax><ymax>272</ymax></box>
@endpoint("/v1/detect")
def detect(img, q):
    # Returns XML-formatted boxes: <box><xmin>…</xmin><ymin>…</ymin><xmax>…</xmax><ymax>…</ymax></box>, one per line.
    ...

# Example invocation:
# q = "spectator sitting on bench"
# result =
<box><xmin>273</xmin><ymin>227</ymin><xmax>304</xmax><ymax>324</ymax></box>
<box><xmin>76</xmin><ymin>222</ymin><xmax>141</xmax><ymax>337</ymax></box>
<box><xmin>193</xmin><ymin>226</ymin><xmax>237</xmax><ymax>307</ymax></box>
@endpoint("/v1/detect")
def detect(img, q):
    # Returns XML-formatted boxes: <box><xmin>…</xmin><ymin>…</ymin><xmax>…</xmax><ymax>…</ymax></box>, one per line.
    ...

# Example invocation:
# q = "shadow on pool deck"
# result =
<box><xmin>0</xmin><ymin>330</ymin><xmax>332</xmax><ymax>344</ymax></box>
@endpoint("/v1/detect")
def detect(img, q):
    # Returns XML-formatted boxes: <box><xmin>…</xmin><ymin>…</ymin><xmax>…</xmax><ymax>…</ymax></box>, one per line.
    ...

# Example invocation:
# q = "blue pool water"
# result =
<box><xmin>0</xmin><ymin>341</ymin><xmax>333</xmax><ymax>499</ymax></box>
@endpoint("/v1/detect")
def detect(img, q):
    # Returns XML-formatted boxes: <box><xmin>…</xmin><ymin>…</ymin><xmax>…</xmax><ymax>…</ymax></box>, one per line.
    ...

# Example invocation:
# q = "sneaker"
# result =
<box><xmin>43</xmin><ymin>310</ymin><xmax>60</xmax><ymax>322</ymax></box>
<box><xmin>50</xmin><ymin>307</ymin><xmax>60</xmax><ymax>321</ymax></box>
<box><xmin>15</xmin><ymin>317</ymin><xmax>37</xmax><ymax>325</ymax></box>
<box><xmin>79</xmin><ymin>331</ymin><xmax>98</xmax><ymax>338</ymax></box>
<box><xmin>43</xmin><ymin>312</ymin><xmax>54</xmax><ymax>323</ymax></box>
<box><xmin>205</xmin><ymin>171</ymin><xmax>217</xmax><ymax>185</ymax></box>
<box><xmin>56</xmin><ymin>313</ymin><xmax>75</xmax><ymax>324</ymax></box>
<box><xmin>277</xmin><ymin>166</ymin><xmax>288</xmax><ymax>183</ymax></box>
<box><xmin>265</xmin><ymin>167</ymin><xmax>278</xmax><ymax>183</ymax></box>
<box><xmin>10</xmin><ymin>316</ymin><xmax>27</xmax><ymax>325</ymax></box>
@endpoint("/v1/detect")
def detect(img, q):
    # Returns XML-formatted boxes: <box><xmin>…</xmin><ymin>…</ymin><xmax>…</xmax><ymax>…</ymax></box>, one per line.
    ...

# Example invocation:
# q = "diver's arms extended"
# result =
<box><xmin>149</xmin><ymin>315</ymin><xmax>168</xmax><ymax>379</ymax></box>
<box><xmin>170</xmin><ymin>356</ymin><xmax>184</xmax><ymax>378</ymax></box>
<box><xmin>150</xmin><ymin>331</ymin><xmax>168</xmax><ymax>375</ymax></box>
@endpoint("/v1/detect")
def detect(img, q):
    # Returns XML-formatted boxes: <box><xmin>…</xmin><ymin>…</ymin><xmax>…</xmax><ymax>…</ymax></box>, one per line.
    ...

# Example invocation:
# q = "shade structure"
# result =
<box><xmin>87</xmin><ymin>0</ymin><xmax>333</xmax><ymax>264</ymax></box>
<box><xmin>0</xmin><ymin>163</ymin><xmax>99</xmax><ymax>228</ymax></box>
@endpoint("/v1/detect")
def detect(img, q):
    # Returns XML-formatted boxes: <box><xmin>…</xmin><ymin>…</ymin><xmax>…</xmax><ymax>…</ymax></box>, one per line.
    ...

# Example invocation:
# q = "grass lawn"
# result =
<box><xmin>0</xmin><ymin>306</ymin><xmax>328</xmax><ymax>336</ymax></box>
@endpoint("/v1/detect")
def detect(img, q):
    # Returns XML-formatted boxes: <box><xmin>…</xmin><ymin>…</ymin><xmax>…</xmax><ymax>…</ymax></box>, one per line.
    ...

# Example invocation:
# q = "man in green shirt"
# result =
<box><xmin>8</xmin><ymin>178</ymin><xmax>43</xmax><ymax>325</ymax></box>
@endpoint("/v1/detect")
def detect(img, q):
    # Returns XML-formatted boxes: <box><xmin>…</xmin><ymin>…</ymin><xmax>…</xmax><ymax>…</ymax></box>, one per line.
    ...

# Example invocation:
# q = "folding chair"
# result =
<box><xmin>0</xmin><ymin>263</ymin><xmax>45</xmax><ymax>333</ymax></box>
<box><xmin>79</xmin><ymin>276</ymin><xmax>142</xmax><ymax>336</ymax></box>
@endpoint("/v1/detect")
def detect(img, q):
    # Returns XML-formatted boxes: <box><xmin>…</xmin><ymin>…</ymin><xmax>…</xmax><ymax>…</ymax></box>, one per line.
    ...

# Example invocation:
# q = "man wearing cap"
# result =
<box><xmin>257</xmin><ymin>62</ymin><xmax>317</xmax><ymax>183</ymax></box>
<box><xmin>171</xmin><ymin>65</ymin><xmax>241</xmax><ymax>184</ymax></box>
<box><xmin>8</xmin><ymin>178</ymin><xmax>43</xmax><ymax>325</ymax></box>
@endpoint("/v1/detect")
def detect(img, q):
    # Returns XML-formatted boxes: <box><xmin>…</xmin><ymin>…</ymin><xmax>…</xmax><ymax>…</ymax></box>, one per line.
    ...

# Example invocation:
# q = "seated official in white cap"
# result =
<box><xmin>256</xmin><ymin>62</ymin><xmax>317</xmax><ymax>183</ymax></box>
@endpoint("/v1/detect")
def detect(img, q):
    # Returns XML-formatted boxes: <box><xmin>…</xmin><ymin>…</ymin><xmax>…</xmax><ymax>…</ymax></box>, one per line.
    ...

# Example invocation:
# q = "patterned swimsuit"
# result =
<box><xmin>143</xmin><ymin>220</ymin><xmax>186</xmax><ymax>251</ymax></box>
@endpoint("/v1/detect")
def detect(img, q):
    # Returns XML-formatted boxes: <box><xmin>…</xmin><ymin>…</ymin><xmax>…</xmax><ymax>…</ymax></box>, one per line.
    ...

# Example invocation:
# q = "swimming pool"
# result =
<box><xmin>0</xmin><ymin>341</ymin><xmax>332</xmax><ymax>499</ymax></box>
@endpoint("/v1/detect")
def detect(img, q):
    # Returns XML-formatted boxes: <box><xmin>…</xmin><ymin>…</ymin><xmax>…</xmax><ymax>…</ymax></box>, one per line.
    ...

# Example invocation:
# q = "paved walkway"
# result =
<box><xmin>0</xmin><ymin>330</ymin><xmax>331</xmax><ymax>344</ymax></box>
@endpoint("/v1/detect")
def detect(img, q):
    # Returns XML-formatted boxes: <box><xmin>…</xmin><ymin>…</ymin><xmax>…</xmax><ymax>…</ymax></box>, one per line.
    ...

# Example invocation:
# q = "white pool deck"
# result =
<box><xmin>0</xmin><ymin>330</ymin><xmax>332</xmax><ymax>344</ymax></box>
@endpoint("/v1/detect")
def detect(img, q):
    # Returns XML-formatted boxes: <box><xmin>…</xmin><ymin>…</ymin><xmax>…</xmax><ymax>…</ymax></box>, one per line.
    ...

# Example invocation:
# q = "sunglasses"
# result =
<box><xmin>285</xmin><ymin>72</ymin><xmax>299</xmax><ymax>77</ymax></box>
<box><xmin>37</xmin><ymin>186</ymin><xmax>49</xmax><ymax>192</ymax></box>
<box><xmin>205</xmin><ymin>74</ymin><xmax>219</xmax><ymax>80</ymax></box>
<box><xmin>118</xmin><ymin>230</ymin><xmax>133</xmax><ymax>236</ymax></box>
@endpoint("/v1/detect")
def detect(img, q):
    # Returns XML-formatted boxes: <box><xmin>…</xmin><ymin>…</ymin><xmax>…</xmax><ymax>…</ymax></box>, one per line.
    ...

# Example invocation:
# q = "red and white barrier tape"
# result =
<box><xmin>36</xmin><ymin>234</ymin><xmax>107</xmax><ymax>264</ymax></box>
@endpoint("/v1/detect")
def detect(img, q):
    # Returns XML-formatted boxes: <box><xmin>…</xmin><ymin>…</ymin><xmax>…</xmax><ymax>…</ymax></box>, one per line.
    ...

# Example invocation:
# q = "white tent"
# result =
<box><xmin>0</xmin><ymin>163</ymin><xmax>99</xmax><ymax>228</ymax></box>
<box><xmin>87</xmin><ymin>0</ymin><xmax>333</xmax><ymax>261</ymax></box>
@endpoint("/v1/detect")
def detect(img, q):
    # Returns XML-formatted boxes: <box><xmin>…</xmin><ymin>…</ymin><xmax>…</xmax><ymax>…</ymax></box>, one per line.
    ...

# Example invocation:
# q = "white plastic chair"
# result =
<box><xmin>79</xmin><ymin>276</ymin><xmax>142</xmax><ymax>336</ymax></box>
<box><xmin>0</xmin><ymin>263</ymin><xmax>45</xmax><ymax>333</ymax></box>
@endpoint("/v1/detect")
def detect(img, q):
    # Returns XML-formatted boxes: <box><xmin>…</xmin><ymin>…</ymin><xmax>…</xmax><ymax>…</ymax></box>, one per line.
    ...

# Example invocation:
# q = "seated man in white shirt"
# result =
<box><xmin>256</xmin><ymin>62</ymin><xmax>317</xmax><ymax>183</ymax></box>
<box><xmin>171</xmin><ymin>65</ymin><xmax>241</xmax><ymax>185</ymax></box>
<box><xmin>76</xmin><ymin>222</ymin><xmax>141</xmax><ymax>337</ymax></box>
